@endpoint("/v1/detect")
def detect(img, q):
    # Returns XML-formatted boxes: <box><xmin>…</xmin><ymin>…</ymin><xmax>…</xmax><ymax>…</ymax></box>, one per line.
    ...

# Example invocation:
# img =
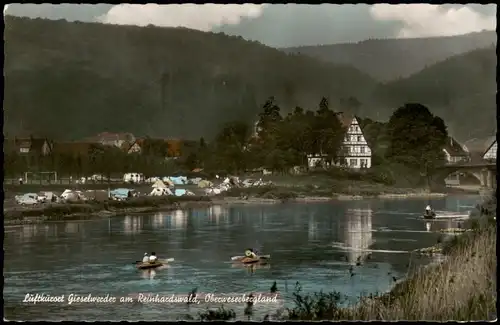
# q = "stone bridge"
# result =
<box><xmin>433</xmin><ymin>161</ymin><xmax>497</xmax><ymax>189</ymax></box>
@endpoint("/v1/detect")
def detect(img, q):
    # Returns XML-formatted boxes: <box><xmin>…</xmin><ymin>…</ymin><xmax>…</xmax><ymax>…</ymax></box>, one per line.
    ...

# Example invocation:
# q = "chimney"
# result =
<box><xmin>450</xmin><ymin>137</ymin><xmax>453</xmax><ymax>147</ymax></box>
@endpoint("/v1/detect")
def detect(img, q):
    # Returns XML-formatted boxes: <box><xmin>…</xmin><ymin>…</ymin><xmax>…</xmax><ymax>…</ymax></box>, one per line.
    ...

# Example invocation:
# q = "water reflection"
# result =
<box><xmin>308</xmin><ymin>216</ymin><xmax>318</xmax><ymax>240</ymax></box>
<box><xmin>64</xmin><ymin>222</ymin><xmax>81</xmax><ymax>234</ymax></box>
<box><xmin>152</xmin><ymin>213</ymin><xmax>166</xmax><ymax>228</ymax></box>
<box><xmin>231</xmin><ymin>262</ymin><xmax>271</xmax><ymax>274</ymax></box>
<box><xmin>344</xmin><ymin>208</ymin><xmax>373</xmax><ymax>264</ymax></box>
<box><xmin>123</xmin><ymin>216</ymin><xmax>143</xmax><ymax>234</ymax></box>
<box><xmin>208</xmin><ymin>205</ymin><xmax>229</xmax><ymax>226</ymax></box>
<box><xmin>20</xmin><ymin>224</ymin><xmax>50</xmax><ymax>241</ymax></box>
<box><xmin>171</xmin><ymin>209</ymin><xmax>187</xmax><ymax>229</ymax></box>
<box><xmin>141</xmin><ymin>269</ymin><xmax>157</xmax><ymax>280</ymax></box>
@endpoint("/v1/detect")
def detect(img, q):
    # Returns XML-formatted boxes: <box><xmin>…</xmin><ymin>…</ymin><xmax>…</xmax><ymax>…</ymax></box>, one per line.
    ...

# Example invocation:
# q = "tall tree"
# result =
<box><xmin>313</xmin><ymin>97</ymin><xmax>344</xmax><ymax>163</ymax></box>
<box><xmin>386</xmin><ymin>103</ymin><xmax>448</xmax><ymax>179</ymax></box>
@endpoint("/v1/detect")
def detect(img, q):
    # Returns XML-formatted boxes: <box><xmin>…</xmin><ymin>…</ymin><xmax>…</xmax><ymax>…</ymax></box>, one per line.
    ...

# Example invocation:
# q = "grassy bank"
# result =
<box><xmin>223</xmin><ymin>183</ymin><xmax>444</xmax><ymax>201</ymax></box>
<box><xmin>3</xmin><ymin>196</ymin><xmax>211</xmax><ymax>223</ymax></box>
<box><xmin>186</xmin><ymin>215</ymin><xmax>497</xmax><ymax>321</ymax></box>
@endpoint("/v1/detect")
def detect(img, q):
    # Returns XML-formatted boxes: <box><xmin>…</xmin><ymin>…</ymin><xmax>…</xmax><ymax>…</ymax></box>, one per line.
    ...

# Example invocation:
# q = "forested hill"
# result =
<box><xmin>3</xmin><ymin>16</ymin><xmax>496</xmax><ymax>142</ymax></box>
<box><xmin>3</xmin><ymin>16</ymin><xmax>378</xmax><ymax>141</ymax></box>
<box><xmin>282</xmin><ymin>31</ymin><xmax>496</xmax><ymax>82</ymax></box>
<box><xmin>374</xmin><ymin>46</ymin><xmax>497</xmax><ymax>141</ymax></box>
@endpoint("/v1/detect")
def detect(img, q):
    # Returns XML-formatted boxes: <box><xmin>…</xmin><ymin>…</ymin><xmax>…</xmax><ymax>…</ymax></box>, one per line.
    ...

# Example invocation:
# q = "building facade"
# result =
<box><xmin>306</xmin><ymin>115</ymin><xmax>373</xmax><ymax>170</ymax></box>
<box><xmin>338</xmin><ymin>116</ymin><xmax>372</xmax><ymax>169</ymax></box>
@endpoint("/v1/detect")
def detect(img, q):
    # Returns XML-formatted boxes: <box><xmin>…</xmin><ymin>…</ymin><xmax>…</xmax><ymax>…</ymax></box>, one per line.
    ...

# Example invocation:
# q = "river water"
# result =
<box><xmin>4</xmin><ymin>194</ymin><xmax>479</xmax><ymax>321</ymax></box>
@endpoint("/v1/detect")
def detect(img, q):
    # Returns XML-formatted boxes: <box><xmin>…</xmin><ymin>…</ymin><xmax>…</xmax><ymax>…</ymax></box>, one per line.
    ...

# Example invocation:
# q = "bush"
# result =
<box><xmin>198</xmin><ymin>306</ymin><xmax>236</xmax><ymax>321</ymax></box>
<box><xmin>363</xmin><ymin>166</ymin><xmax>395</xmax><ymax>185</ymax></box>
<box><xmin>286</xmin><ymin>283</ymin><xmax>348</xmax><ymax>320</ymax></box>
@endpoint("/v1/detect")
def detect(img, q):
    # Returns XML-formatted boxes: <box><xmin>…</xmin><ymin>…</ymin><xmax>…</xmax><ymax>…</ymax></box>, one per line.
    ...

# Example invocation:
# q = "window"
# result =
<box><xmin>357</xmin><ymin>136</ymin><xmax>362</xmax><ymax>142</ymax></box>
<box><xmin>360</xmin><ymin>159</ymin><xmax>367</xmax><ymax>168</ymax></box>
<box><xmin>19</xmin><ymin>147</ymin><xmax>29</xmax><ymax>153</ymax></box>
<box><xmin>360</xmin><ymin>146</ymin><xmax>365</xmax><ymax>153</ymax></box>
<box><xmin>351</xmin><ymin>135</ymin><xmax>356</xmax><ymax>142</ymax></box>
<box><xmin>349</xmin><ymin>159</ymin><xmax>357</xmax><ymax>167</ymax></box>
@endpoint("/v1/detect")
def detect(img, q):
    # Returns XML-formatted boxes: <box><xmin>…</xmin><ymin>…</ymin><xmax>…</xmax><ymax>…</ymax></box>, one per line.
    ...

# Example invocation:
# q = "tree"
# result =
<box><xmin>256</xmin><ymin>96</ymin><xmax>283</xmax><ymax>140</ymax></box>
<box><xmin>212</xmin><ymin>121</ymin><xmax>250</xmax><ymax>173</ymax></box>
<box><xmin>385</xmin><ymin>103</ymin><xmax>448</xmax><ymax>179</ymax></box>
<box><xmin>312</xmin><ymin>97</ymin><xmax>345</xmax><ymax>163</ymax></box>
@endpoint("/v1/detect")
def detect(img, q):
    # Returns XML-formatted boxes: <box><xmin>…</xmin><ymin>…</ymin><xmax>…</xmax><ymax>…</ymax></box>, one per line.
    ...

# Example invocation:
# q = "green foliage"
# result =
<box><xmin>284</xmin><ymin>283</ymin><xmax>346</xmax><ymax>320</ymax></box>
<box><xmin>386</xmin><ymin>103</ymin><xmax>448</xmax><ymax>179</ymax></box>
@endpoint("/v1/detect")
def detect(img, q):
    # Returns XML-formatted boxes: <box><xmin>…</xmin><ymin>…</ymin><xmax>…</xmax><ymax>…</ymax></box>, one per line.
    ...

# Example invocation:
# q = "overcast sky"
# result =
<box><xmin>4</xmin><ymin>3</ymin><xmax>497</xmax><ymax>47</ymax></box>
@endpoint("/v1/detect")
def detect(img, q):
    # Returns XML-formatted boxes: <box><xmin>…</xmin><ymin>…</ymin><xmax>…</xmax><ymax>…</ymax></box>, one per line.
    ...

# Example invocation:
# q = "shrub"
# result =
<box><xmin>198</xmin><ymin>306</ymin><xmax>236</xmax><ymax>321</ymax></box>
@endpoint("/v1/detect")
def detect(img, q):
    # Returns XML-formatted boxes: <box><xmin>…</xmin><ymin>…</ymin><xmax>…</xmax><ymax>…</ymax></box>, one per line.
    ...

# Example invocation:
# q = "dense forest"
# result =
<box><xmin>282</xmin><ymin>30</ymin><xmax>496</xmax><ymax>81</ymax></box>
<box><xmin>3</xmin><ymin>16</ymin><xmax>377</xmax><ymax>141</ymax></box>
<box><xmin>3</xmin><ymin>16</ymin><xmax>496</xmax><ymax>142</ymax></box>
<box><xmin>374</xmin><ymin>46</ymin><xmax>497</xmax><ymax>141</ymax></box>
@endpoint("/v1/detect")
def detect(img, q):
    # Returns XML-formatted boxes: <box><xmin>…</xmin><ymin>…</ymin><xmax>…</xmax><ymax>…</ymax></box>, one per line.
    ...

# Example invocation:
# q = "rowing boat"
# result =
<box><xmin>230</xmin><ymin>255</ymin><xmax>271</xmax><ymax>264</ymax></box>
<box><xmin>422</xmin><ymin>211</ymin><xmax>436</xmax><ymax>220</ymax></box>
<box><xmin>136</xmin><ymin>261</ymin><xmax>163</xmax><ymax>270</ymax></box>
<box><xmin>134</xmin><ymin>258</ymin><xmax>174</xmax><ymax>270</ymax></box>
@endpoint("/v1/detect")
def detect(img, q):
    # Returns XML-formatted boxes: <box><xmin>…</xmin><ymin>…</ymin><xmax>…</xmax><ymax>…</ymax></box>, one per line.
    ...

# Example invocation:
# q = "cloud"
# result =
<box><xmin>99</xmin><ymin>4</ymin><xmax>265</xmax><ymax>31</ymax></box>
<box><xmin>5</xmin><ymin>3</ymin><xmax>114</xmax><ymax>22</ymax></box>
<box><xmin>370</xmin><ymin>4</ymin><xmax>496</xmax><ymax>38</ymax></box>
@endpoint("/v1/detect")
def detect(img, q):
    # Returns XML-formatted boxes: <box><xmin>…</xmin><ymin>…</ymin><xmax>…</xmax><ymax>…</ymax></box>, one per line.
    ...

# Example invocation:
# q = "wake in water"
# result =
<box><xmin>331</xmin><ymin>242</ymin><xmax>409</xmax><ymax>254</ymax></box>
<box><xmin>371</xmin><ymin>228</ymin><xmax>429</xmax><ymax>234</ymax></box>
<box><xmin>340</xmin><ymin>247</ymin><xmax>409</xmax><ymax>254</ymax></box>
<box><xmin>374</xmin><ymin>211</ymin><xmax>420</xmax><ymax>216</ymax></box>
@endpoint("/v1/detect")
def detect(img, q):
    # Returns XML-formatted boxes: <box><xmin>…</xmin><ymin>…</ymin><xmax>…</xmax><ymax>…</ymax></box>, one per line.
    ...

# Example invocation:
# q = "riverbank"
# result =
<box><xmin>3</xmin><ymin>196</ymin><xmax>213</xmax><ymax>225</ymax></box>
<box><xmin>3</xmin><ymin>189</ymin><xmax>453</xmax><ymax>225</ymax></box>
<box><xmin>345</xmin><ymin>217</ymin><xmax>497</xmax><ymax>321</ymax></box>
<box><xmin>4</xmin><ymin>178</ymin><xmax>482</xmax><ymax>225</ymax></box>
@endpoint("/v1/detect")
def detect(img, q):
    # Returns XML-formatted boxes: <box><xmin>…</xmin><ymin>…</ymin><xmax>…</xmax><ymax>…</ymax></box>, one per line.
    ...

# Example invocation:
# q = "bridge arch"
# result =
<box><xmin>432</xmin><ymin>165</ymin><xmax>496</xmax><ymax>188</ymax></box>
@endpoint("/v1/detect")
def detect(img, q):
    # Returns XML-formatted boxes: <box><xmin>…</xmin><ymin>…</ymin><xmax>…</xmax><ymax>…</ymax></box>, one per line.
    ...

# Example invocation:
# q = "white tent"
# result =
<box><xmin>149</xmin><ymin>187</ymin><xmax>173</xmax><ymax>196</ymax></box>
<box><xmin>161</xmin><ymin>177</ymin><xmax>175</xmax><ymax>187</ymax></box>
<box><xmin>152</xmin><ymin>179</ymin><xmax>167</xmax><ymax>188</ymax></box>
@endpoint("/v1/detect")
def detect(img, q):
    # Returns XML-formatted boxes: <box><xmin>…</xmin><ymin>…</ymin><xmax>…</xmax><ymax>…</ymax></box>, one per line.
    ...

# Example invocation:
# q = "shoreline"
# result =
<box><xmin>3</xmin><ymin>189</ymin><xmax>478</xmax><ymax>226</ymax></box>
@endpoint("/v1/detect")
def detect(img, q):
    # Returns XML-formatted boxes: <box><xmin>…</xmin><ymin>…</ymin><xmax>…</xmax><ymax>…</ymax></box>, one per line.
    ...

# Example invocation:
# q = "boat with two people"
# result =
<box><xmin>134</xmin><ymin>252</ymin><xmax>175</xmax><ymax>270</ymax></box>
<box><xmin>230</xmin><ymin>248</ymin><xmax>271</xmax><ymax>265</ymax></box>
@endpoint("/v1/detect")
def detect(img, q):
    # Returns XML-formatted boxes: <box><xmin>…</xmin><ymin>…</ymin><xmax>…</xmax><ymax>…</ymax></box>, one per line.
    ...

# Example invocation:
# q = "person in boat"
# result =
<box><xmin>142</xmin><ymin>253</ymin><xmax>149</xmax><ymax>263</ymax></box>
<box><xmin>245</xmin><ymin>248</ymin><xmax>257</xmax><ymax>259</ymax></box>
<box><xmin>149</xmin><ymin>252</ymin><xmax>158</xmax><ymax>264</ymax></box>
<box><xmin>425</xmin><ymin>205</ymin><xmax>434</xmax><ymax>216</ymax></box>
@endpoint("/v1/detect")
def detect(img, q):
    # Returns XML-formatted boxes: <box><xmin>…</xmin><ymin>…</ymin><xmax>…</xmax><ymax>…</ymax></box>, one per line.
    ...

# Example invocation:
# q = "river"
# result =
<box><xmin>4</xmin><ymin>194</ymin><xmax>479</xmax><ymax>321</ymax></box>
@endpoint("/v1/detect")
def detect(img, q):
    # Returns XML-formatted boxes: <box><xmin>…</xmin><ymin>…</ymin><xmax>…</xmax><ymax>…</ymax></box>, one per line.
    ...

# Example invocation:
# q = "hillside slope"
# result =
<box><xmin>3</xmin><ymin>16</ymin><xmax>378</xmax><ymax>141</ymax></box>
<box><xmin>282</xmin><ymin>31</ymin><xmax>496</xmax><ymax>82</ymax></box>
<box><xmin>374</xmin><ymin>46</ymin><xmax>497</xmax><ymax>141</ymax></box>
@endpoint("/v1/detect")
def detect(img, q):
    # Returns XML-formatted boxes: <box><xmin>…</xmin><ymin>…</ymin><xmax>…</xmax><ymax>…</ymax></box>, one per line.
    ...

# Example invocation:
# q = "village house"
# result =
<box><xmin>123</xmin><ymin>138</ymin><xmax>183</xmax><ymax>158</ymax></box>
<box><xmin>125</xmin><ymin>139</ymin><xmax>145</xmax><ymax>154</ymax></box>
<box><xmin>13</xmin><ymin>137</ymin><xmax>53</xmax><ymax>156</ymax></box>
<box><xmin>442</xmin><ymin>136</ymin><xmax>470</xmax><ymax>186</ymax></box>
<box><xmin>338</xmin><ymin>114</ymin><xmax>372</xmax><ymax>169</ymax></box>
<box><xmin>442</xmin><ymin>136</ymin><xmax>470</xmax><ymax>164</ymax></box>
<box><xmin>463</xmin><ymin>136</ymin><xmax>496</xmax><ymax>162</ymax></box>
<box><xmin>306</xmin><ymin>113</ymin><xmax>372</xmax><ymax>170</ymax></box>
<box><xmin>483</xmin><ymin>138</ymin><xmax>497</xmax><ymax>161</ymax></box>
<box><xmin>85</xmin><ymin>132</ymin><xmax>136</xmax><ymax>149</ymax></box>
